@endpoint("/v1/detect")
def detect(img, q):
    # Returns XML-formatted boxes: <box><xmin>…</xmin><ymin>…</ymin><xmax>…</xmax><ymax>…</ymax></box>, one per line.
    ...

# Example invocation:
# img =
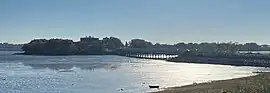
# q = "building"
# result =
<box><xmin>80</xmin><ymin>36</ymin><xmax>99</xmax><ymax>43</ymax></box>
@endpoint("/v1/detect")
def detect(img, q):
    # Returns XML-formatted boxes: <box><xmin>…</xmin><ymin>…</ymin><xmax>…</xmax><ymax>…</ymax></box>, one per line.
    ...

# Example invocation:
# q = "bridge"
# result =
<box><xmin>115</xmin><ymin>48</ymin><xmax>180</xmax><ymax>60</ymax></box>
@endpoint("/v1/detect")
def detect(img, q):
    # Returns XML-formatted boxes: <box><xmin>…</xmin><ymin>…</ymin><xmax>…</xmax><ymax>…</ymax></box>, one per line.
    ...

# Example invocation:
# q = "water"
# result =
<box><xmin>238</xmin><ymin>51</ymin><xmax>270</xmax><ymax>54</ymax></box>
<box><xmin>0</xmin><ymin>51</ymin><xmax>270</xmax><ymax>93</ymax></box>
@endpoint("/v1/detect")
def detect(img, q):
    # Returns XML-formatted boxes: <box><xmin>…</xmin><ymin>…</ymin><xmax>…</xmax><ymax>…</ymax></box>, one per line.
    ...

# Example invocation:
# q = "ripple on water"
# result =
<box><xmin>0</xmin><ymin>51</ymin><xmax>270</xmax><ymax>93</ymax></box>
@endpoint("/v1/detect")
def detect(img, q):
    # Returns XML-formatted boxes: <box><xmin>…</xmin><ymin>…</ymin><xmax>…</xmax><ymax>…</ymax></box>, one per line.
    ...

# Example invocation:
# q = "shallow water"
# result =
<box><xmin>0</xmin><ymin>51</ymin><xmax>269</xmax><ymax>93</ymax></box>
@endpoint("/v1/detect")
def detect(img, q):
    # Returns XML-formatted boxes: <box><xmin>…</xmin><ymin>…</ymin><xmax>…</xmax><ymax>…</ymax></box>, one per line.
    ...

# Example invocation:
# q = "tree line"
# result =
<box><xmin>22</xmin><ymin>36</ymin><xmax>270</xmax><ymax>55</ymax></box>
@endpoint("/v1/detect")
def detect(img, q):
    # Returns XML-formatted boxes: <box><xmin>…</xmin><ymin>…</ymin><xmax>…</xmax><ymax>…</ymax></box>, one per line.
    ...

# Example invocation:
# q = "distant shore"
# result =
<box><xmin>13</xmin><ymin>53</ymin><xmax>107</xmax><ymax>56</ymax></box>
<box><xmin>167</xmin><ymin>53</ymin><xmax>270</xmax><ymax>67</ymax></box>
<box><xmin>153</xmin><ymin>72</ymin><xmax>270</xmax><ymax>93</ymax></box>
<box><xmin>14</xmin><ymin>51</ymin><xmax>270</xmax><ymax>68</ymax></box>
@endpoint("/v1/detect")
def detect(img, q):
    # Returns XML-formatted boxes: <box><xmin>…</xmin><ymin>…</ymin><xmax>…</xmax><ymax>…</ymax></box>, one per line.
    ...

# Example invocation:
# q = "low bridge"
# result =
<box><xmin>115</xmin><ymin>48</ymin><xmax>179</xmax><ymax>60</ymax></box>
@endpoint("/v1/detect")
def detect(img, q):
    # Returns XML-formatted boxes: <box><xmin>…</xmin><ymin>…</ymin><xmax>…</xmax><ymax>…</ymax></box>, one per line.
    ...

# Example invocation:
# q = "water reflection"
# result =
<box><xmin>23</xmin><ymin>62</ymin><xmax>119</xmax><ymax>71</ymax></box>
<box><xmin>0</xmin><ymin>51</ymin><xmax>124</xmax><ymax>71</ymax></box>
<box><xmin>1</xmin><ymin>51</ymin><xmax>270</xmax><ymax>93</ymax></box>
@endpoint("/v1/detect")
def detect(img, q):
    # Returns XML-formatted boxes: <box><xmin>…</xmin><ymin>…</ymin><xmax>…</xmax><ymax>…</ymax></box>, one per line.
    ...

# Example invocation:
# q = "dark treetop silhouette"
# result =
<box><xmin>19</xmin><ymin>36</ymin><xmax>270</xmax><ymax>67</ymax></box>
<box><xmin>22</xmin><ymin>36</ymin><xmax>123</xmax><ymax>55</ymax></box>
<box><xmin>0</xmin><ymin>43</ymin><xmax>23</xmax><ymax>51</ymax></box>
<box><xmin>21</xmin><ymin>36</ymin><xmax>270</xmax><ymax>55</ymax></box>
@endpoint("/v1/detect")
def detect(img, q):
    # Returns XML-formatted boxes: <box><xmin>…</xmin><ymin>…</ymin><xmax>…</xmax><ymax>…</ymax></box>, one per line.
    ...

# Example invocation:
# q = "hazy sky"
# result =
<box><xmin>1</xmin><ymin>0</ymin><xmax>270</xmax><ymax>44</ymax></box>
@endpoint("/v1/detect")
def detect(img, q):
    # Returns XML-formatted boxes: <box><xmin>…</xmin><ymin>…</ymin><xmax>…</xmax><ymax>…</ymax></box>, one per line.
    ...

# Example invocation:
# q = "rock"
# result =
<box><xmin>118</xmin><ymin>88</ymin><xmax>124</xmax><ymax>92</ymax></box>
<box><xmin>149</xmin><ymin>85</ymin><xmax>159</xmax><ymax>89</ymax></box>
<box><xmin>58</xmin><ymin>69</ymin><xmax>74</xmax><ymax>72</ymax></box>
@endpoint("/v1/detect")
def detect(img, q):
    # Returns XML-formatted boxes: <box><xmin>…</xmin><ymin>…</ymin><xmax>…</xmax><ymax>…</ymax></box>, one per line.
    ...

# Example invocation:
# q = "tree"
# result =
<box><xmin>22</xmin><ymin>39</ymin><xmax>47</xmax><ymax>54</ymax></box>
<box><xmin>129</xmin><ymin>39</ymin><xmax>153</xmax><ymax>48</ymax></box>
<box><xmin>125</xmin><ymin>41</ymin><xmax>129</xmax><ymax>47</ymax></box>
<box><xmin>244</xmin><ymin>43</ymin><xmax>259</xmax><ymax>51</ymax></box>
<box><xmin>22</xmin><ymin>39</ymin><xmax>78</xmax><ymax>55</ymax></box>
<box><xmin>102</xmin><ymin>37</ymin><xmax>124</xmax><ymax>50</ymax></box>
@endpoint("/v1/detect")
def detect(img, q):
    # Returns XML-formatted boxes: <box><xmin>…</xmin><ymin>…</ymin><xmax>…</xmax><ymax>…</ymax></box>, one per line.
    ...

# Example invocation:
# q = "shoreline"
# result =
<box><xmin>11</xmin><ymin>52</ymin><xmax>270</xmax><ymax>93</ymax></box>
<box><xmin>152</xmin><ymin>72</ymin><xmax>270</xmax><ymax>93</ymax></box>
<box><xmin>14</xmin><ymin>52</ymin><xmax>270</xmax><ymax>68</ymax></box>
<box><xmin>167</xmin><ymin>59</ymin><xmax>270</xmax><ymax>68</ymax></box>
<box><xmin>12</xmin><ymin>53</ymin><xmax>109</xmax><ymax>56</ymax></box>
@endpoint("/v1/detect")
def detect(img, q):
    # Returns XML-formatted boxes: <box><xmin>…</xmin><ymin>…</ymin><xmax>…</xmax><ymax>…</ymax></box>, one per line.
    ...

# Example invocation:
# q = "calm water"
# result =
<box><xmin>0</xmin><ymin>51</ymin><xmax>270</xmax><ymax>93</ymax></box>
<box><xmin>238</xmin><ymin>51</ymin><xmax>270</xmax><ymax>54</ymax></box>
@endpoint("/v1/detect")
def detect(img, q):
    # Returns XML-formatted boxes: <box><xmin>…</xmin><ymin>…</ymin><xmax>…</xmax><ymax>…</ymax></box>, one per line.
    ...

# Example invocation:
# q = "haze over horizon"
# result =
<box><xmin>1</xmin><ymin>0</ymin><xmax>270</xmax><ymax>44</ymax></box>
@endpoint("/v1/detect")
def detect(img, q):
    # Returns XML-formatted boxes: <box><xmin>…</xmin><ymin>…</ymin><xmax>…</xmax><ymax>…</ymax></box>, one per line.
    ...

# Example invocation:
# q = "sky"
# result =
<box><xmin>1</xmin><ymin>0</ymin><xmax>270</xmax><ymax>44</ymax></box>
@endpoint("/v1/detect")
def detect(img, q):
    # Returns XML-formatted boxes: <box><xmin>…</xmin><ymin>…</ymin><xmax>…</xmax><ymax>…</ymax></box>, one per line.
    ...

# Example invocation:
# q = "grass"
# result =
<box><xmin>153</xmin><ymin>72</ymin><xmax>270</xmax><ymax>93</ymax></box>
